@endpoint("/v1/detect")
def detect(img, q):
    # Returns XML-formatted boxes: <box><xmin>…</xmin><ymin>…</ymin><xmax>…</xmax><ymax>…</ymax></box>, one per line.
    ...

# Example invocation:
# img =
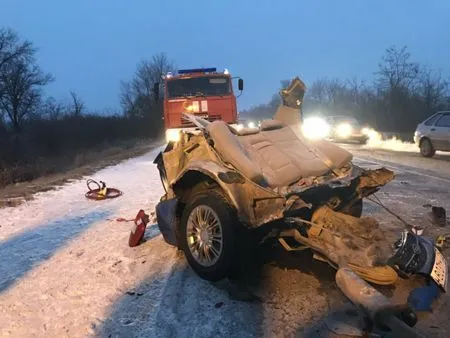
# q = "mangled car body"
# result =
<box><xmin>153</xmin><ymin>77</ymin><xmax>447</xmax><ymax>333</ymax></box>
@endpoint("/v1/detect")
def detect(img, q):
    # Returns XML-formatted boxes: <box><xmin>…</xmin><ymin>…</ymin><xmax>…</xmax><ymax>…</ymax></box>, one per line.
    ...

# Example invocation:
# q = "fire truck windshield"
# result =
<box><xmin>167</xmin><ymin>76</ymin><xmax>231</xmax><ymax>98</ymax></box>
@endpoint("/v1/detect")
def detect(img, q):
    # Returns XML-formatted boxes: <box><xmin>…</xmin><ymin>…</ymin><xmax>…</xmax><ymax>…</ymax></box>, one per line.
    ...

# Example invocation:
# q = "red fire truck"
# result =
<box><xmin>155</xmin><ymin>67</ymin><xmax>243</xmax><ymax>143</ymax></box>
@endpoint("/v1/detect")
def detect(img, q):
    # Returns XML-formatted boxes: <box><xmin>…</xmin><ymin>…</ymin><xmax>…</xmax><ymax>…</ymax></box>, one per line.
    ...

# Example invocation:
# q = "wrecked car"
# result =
<box><xmin>153</xmin><ymin>77</ymin><xmax>447</xmax><ymax>333</ymax></box>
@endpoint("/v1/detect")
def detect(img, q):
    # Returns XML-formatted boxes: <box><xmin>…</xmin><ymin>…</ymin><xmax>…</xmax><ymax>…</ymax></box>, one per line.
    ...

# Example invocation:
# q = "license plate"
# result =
<box><xmin>431</xmin><ymin>248</ymin><xmax>448</xmax><ymax>292</ymax></box>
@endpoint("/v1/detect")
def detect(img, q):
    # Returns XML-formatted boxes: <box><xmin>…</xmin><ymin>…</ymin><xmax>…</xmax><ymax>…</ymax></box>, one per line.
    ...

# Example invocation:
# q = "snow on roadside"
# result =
<box><xmin>0</xmin><ymin>146</ymin><xmax>181</xmax><ymax>337</ymax></box>
<box><xmin>0</xmin><ymin>145</ymin><xmax>265</xmax><ymax>338</ymax></box>
<box><xmin>363</xmin><ymin>131</ymin><xmax>418</xmax><ymax>152</ymax></box>
<box><xmin>362</xmin><ymin>131</ymin><xmax>448</xmax><ymax>155</ymax></box>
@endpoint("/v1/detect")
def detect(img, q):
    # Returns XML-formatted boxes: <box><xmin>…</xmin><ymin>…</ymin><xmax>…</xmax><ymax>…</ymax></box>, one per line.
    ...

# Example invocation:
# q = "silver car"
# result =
<box><xmin>414</xmin><ymin>111</ymin><xmax>450</xmax><ymax>157</ymax></box>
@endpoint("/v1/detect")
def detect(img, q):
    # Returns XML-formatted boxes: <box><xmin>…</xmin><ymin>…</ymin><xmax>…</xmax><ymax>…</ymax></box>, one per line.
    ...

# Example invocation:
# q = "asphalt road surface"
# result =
<box><xmin>0</xmin><ymin>144</ymin><xmax>449</xmax><ymax>338</ymax></box>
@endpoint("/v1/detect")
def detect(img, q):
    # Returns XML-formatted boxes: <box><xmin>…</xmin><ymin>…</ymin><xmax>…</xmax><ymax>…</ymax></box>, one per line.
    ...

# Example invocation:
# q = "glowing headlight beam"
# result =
<box><xmin>301</xmin><ymin>117</ymin><xmax>331</xmax><ymax>140</ymax></box>
<box><xmin>165</xmin><ymin>129</ymin><xmax>181</xmax><ymax>143</ymax></box>
<box><xmin>336</xmin><ymin>123</ymin><xmax>353</xmax><ymax>138</ymax></box>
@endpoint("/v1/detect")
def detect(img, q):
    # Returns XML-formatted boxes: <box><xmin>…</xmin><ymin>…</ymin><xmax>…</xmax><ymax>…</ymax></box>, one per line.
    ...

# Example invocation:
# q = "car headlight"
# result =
<box><xmin>336</xmin><ymin>123</ymin><xmax>353</xmax><ymax>138</ymax></box>
<box><xmin>165</xmin><ymin>129</ymin><xmax>181</xmax><ymax>143</ymax></box>
<box><xmin>301</xmin><ymin>117</ymin><xmax>331</xmax><ymax>139</ymax></box>
<box><xmin>362</xmin><ymin>127</ymin><xmax>370</xmax><ymax>135</ymax></box>
<box><xmin>235</xmin><ymin>123</ymin><xmax>244</xmax><ymax>131</ymax></box>
<box><xmin>248</xmin><ymin>121</ymin><xmax>256</xmax><ymax>129</ymax></box>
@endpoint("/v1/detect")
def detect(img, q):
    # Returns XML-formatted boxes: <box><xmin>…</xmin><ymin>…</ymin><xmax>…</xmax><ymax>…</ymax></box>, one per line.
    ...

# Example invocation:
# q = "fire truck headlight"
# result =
<box><xmin>235</xmin><ymin>123</ymin><xmax>244</xmax><ymax>131</ymax></box>
<box><xmin>165</xmin><ymin>129</ymin><xmax>181</xmax><ymax>143</ymax></box>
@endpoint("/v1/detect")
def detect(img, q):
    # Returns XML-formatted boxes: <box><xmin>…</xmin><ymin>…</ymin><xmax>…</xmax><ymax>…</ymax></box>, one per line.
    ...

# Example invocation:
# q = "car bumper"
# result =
<box><xmin>414</xmin><ymin>135</ymin><xmax>420</xmax><ymax>146</ymax></box>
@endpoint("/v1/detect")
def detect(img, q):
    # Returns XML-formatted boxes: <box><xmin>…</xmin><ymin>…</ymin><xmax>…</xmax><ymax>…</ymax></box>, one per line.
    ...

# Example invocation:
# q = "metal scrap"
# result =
<box><xmin>432</xmin><ymin>206</ymin><xmax>447</xmax><ymax>227</ymax></box>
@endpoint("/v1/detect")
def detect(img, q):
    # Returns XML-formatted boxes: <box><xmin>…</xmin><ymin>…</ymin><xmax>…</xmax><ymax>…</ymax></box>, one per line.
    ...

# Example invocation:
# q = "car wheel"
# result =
<box><xmin>179</xmin><ymin>188</ymin><xmax>241</xmax><ymax>281</ymax></box>
<box><xmin>341</xmin><ymin>198</ymin><xmax>363</xmax><ymax>218</ymax></box>
<box><xmin>420</xmin><ymin>138</ymin><xmax>435</xmax><ymax>157</ymax></box>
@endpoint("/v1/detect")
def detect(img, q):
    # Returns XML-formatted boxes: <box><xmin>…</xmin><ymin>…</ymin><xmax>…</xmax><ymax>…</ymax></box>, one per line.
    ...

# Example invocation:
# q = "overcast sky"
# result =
<box><xmin>2</xmin><ymin>0</ymin><xmax>449</xmax><ymax>112</ymax></box>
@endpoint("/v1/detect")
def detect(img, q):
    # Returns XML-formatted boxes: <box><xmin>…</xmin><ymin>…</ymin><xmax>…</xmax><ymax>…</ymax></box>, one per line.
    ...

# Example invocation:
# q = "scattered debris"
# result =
<box><xmin>408</xmin><ymin>281</ymin><xmax>441</xmax><ymax>312</ymax></box>
<box><xmin>126</xmin><ymin>291</ymin><xmax>136</xmax><ymax>296</ymax></box>
<box><xmin>76</xmin><ymin>250</ymin><xmax>85</xmax><ymax>257</ymax></box>
<box><xmin>112</xmin><ymin>260</ymin><xmax>122</xmax><ymax>267</ymax></box>
<box><xmin>122</xmin><ymin>319</ymin><xmax>134</xmax><ymax>326</ymax></box>
<box><xmin>336</xmin><ymin>267</ymin><xmax>420</xmax><ymax>336</ymax></box>
<box><xmin>368</xmin><ymin>194</ymin><xmax>413</xmax><ymax>228</ymax></box>
<box><xmin>108</xmin><ymin>217</ymin><xmax>134</xmax><ymax>222</ymax></box>
<box><xmin>128</xmin><ymin>209</ymin><xmax>151</xmax><ymax>247</ymax></box>
<box><xmin>214</xmin><ymin>302</ymin><xmax>224</xmax><ymax>309</ymax></box>
<box><xmin>411</xmin><ymin>226</ymin><xmax>424</xmax><ymax>236</ymax></box>
<box><xmin>431</xmin><ymin>206</ymin><xmax>447</xmax><ymax>227</ymax></box>
<box><xmin>325</xmin><ymin>305</ymin><xmax>367</xmax><ymax>336</ymax></box>
<box><xmin>85</xmin><ymin>179</ymin><xmax>123</xmax><ymax>200</ymax></box>
<box><xmin>436</xmin><ymin>235</ymin><xmax>450</xmax><ymax>250</ymax></box>
<box><xmin>137</xmin><ymin>292</ymin><xmax>144</xmax><ymax>297</ymax></box>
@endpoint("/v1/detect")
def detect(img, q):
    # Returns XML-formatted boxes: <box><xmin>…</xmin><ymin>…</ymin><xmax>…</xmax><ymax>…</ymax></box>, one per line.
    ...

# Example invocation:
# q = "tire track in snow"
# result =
<box><xmin>97</xmin><ymin>250</ymin><xmax>264</xmax><ymax>338</ymax></box>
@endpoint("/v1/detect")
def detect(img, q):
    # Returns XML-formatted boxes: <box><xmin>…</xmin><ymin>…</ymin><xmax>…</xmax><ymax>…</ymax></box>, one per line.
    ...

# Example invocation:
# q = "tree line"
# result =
<box><xmin>1</xmin><ymin>26</ymin><xmax>448</xmax><ymax>186</ymax></box>
<box><xmin>0</xmin><ymin>27</ymin><xmax>174</xmax><ymax>187</ymax></box>
<box><xmin>242</xmin><ymin>46</ymin><xmax>449</xmax><ymax>132</ymax></box>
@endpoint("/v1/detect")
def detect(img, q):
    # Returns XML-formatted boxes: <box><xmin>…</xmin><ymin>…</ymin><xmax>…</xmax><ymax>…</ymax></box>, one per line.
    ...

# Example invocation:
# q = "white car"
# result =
<box><xmin>414</xmin><ymin>111</ymin><xmax>450</xmax><ymax>157</ymax></box>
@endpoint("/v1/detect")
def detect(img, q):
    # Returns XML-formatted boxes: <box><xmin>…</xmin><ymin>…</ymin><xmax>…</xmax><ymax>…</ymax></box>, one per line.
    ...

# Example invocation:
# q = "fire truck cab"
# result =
<box><xmin>156</xmin><ymin>67</ymin><xmax>243</xmax><ymax>143</ymax></box>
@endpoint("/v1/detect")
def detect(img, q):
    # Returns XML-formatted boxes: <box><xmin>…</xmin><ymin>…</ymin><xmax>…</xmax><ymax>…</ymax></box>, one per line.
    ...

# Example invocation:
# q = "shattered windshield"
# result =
<box><xmin>167</xmin><ymin>76</ymin><xmax>231</xmax><ymax>98</ymax></box>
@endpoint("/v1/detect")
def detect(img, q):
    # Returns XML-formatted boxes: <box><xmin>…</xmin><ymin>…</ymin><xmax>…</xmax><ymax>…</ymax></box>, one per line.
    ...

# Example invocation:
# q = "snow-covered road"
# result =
<box><xmin>0</xmin><ymin>147</ymin><xmax>264</xmax><ymax>338</ymax></box>
<box><xmin>0</xmin><ymin>148</ymin><xmax>174</xmax><ymax>337</ymax></box>
<box><xmin>1</xmin><ymin>143</ymin><xmax>449</xmax><ymax>338</ymax></box>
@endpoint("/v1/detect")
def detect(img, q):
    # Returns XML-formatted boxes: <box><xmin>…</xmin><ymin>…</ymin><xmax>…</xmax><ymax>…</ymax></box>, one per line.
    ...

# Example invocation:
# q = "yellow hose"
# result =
<box><xmin>347</xmin><ymin>263</ymin><xmax>398</xmax><ymax>285</ymax></box>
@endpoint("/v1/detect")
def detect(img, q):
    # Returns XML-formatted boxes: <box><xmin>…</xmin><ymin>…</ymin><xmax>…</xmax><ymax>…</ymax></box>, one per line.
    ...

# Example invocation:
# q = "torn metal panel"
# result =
<box><xmin>308</xmin><ymin>206</ymin><xmax>395</xmax><ymax>268</ymax></box>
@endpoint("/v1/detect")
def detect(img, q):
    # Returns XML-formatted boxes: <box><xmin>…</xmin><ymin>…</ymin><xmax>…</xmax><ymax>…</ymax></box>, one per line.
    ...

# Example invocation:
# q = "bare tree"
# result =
<box><xmin>70</xmin><ymin>91</ymin><xmax>85</xmax><ymax>116</ymax></box>
<box><xmin>0</xmin><ymin>28</ymin><xmax>33</xmax><ymax>73</ymax></box>
<box><xmin>0</xmin><ymin>56</ymin><xmax>53</xmax><ymax>132</ymax></box>
<box><xmin>418</xmin><ymin>66</ymin><xmax>448</xmax><ymax>112</ymax></box>
<box><xmin>39</xmin><ymin>96</ymin><xmax>68</xmax><ymax>120</ymax></box>
<box><xmin>119</xmin><ymin>80</ymin><xmax>139</xmax><ymax>117</ymax></box>
<box><xmin>375</xmin><ymin>45</ymin><xmax>419</xmax><ymax>92</ymax></box>
<box><xmin>0</xmin><ymin>27</ymin><xmax>35</xmax><ymax>116</ymax></box>
<box><xmin>120</xmin><ymin>52</ymin><xmax>175</xmax><ymax>118</ymax></box>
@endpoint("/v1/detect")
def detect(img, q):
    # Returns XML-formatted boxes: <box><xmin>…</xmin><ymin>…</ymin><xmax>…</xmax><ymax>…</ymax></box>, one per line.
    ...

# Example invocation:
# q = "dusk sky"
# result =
<box><xmin>2</xmin><ymin>0</ymin><xmax>449</xmax><ymax>112</ymax></box>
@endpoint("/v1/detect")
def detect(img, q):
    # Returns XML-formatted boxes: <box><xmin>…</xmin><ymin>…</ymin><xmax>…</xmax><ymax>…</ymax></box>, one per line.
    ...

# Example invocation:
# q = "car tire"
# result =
<box><xmin>419</xmin><ymin>138</ymin><xmax>435</xmax><ymax>157</ymax></box>
<box><xmin>341</xmin><ymin>198</ymin><xmax>363</xmax><ymax>218</ymax></box>
<box><xmin>179</xmin><ymin>187</ymin><xmax>241</xmax><ymax>282</ymax></box>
